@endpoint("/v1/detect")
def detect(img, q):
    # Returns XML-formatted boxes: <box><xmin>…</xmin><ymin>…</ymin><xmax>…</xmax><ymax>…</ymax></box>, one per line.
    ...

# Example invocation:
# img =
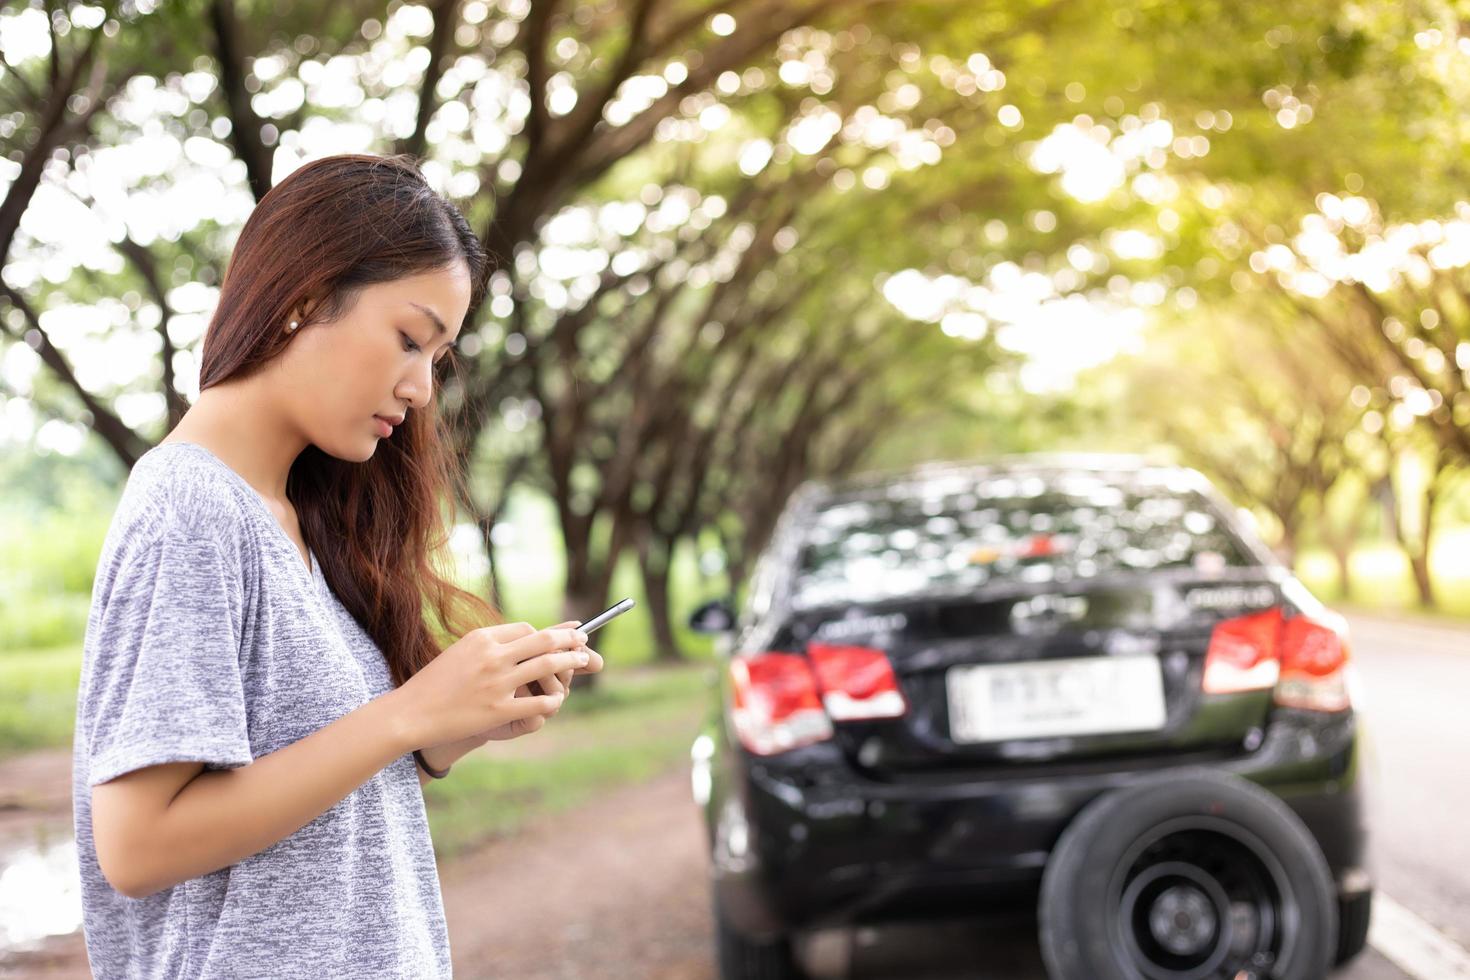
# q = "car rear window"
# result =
<box><xmin>792</xmin><ymin>469</ymin><xmax>1255</xmax><ymax>609</ymax></box>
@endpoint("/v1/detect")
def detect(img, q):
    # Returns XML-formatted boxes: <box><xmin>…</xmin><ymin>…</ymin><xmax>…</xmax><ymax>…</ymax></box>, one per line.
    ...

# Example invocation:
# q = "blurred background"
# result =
<box><xmin>1</xmin><ymin>0</ymin><xmax>1467</xmax><ymax>977</ymax></box>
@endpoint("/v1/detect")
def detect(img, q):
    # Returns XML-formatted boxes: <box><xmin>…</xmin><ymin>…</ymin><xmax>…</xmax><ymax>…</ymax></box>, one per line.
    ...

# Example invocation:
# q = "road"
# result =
<box><xmin>1343</xmin><ymin>612</ymin><xmax>1470</xmax><ymax>978</ymax></box>
<box><xmin>0</xmin><ymin>612</ymin><xmax>1464</xmax><ymax>978</ymax></box>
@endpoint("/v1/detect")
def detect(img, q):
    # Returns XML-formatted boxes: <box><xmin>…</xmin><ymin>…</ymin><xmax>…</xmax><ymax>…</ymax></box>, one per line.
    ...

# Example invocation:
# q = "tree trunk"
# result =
<box><xmin>1408</xmin><ymin>553</ymin><xmax>1436</xmax><ymax>608</ymax></box>
<box><xmin>462</xmin><ymin>454</ymin><xmax>534</xmax><ymax>618</ymax></box>
<box><xmin>714</xmin><ymin>526</ymin><xmax>747</xmax><ymax>600</ymax></box>
<box><xmin>1331</xmin><ymin>545</ymin><xmax>1354</xmax><ymax>601</ymax></box>
<box><xmin>562</xmin><ymin>564</ymin><xmax>614</xmax><ymax>691</ymax></box>
<box><xmin>1275</xmin><ymin>517</ymin><xmax>1298</xmax><ymax>570</ymax></box>
<box><xmin>1322</xmin><ymin>495</ymin><xmax>1371</xmax><ymax>603</ymax></box>
<box><xmin>1387</xmin><ymin>456</ymin><xmax>1442</xmax><ymax>609</ymax></box>
<box><xmin>637</xmin><ymin>533</ymin><xmax>685</xmax><ymax>664</ymax></box>
<box><xmin>1412</xmin><ymin>467</ymin><xmax>1442</xmax><ymax>608</ymax></box>
<box><xmin>472</xmin><ymin>514</ymin><xmax>504</xmax><ymax>617</ymax></box>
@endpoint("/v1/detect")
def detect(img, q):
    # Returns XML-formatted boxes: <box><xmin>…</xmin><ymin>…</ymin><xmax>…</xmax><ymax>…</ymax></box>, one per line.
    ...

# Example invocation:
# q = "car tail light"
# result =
<box><xmin>728</xmin><ymin>653</ymin><xmax>834</xmax><ymax>756</ymax></box>
<box><xmin>806</xmin><ymin>642</ymin><xmax>909</xmax><ymax>721</ymax></box>
<box><xmin>1202</xmin><ymin>607</ymin><xmax>1351</xmax><ymax>712</ymax></box>
<box><xmin>1275</xmin><ymin>615</ymin><xmax>1352</xmax><ymax>712</ymax></box>
<box><xmin>1202</xmin><ymin>609</ymin><xmax>1283</xmax><ymax>694</ymax></box>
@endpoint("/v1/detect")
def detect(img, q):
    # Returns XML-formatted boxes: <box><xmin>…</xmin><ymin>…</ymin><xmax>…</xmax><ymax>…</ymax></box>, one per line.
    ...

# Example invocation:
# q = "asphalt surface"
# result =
<box><xmin>1345</xmin><ymin>614</ymin><xmax>1470</xmax><ymax>951</ymax></box>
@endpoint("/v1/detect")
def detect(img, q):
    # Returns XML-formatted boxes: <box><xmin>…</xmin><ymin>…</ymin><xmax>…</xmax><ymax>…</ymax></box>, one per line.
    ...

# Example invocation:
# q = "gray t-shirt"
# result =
<box><xmin>72</xmin><ymin>441</ymin><xmax>452</xmax><ymax>978</ymax></box>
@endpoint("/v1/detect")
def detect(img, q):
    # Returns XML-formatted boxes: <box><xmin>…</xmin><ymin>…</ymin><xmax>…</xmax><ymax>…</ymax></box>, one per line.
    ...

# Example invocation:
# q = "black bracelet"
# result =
<box><xmin>413</xmin><ymin>749</ymin><xmax>450</xmax><ymax>779</ymax></box>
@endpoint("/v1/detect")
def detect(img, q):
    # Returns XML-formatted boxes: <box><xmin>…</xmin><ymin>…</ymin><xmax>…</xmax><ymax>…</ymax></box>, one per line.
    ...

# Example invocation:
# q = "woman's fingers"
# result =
<box><xmin>482</xmin><ymin>621</ymin><xmax>537</xmax><ymax>643</ymax></box>
<box><xmin>571</xmin><ymin>648</ymin><xmax>605</xmax><ymax>675</ymax></box>
<box><xmin>508</xmin><ymin>650</ymin><xmax>587</xmax><ymax>691</ymax></box>
<box><xmin>488</xmin><ymin>624</ymin><xmax>591</xmax><ymax>717</ymax></box>
<box><xmin>501</xmin><ymin>692</ymin><xmax>565</xmax><ymax>721</ymax></box>
<box><xmin>546</xmin><ymin>628</ymin><xmax>585</xmax><ymax>690</ymax></box>
<box><xmin>500</xmin><ymin>627</ymin><xmax>586</xmax><ymax>665</ymax></box>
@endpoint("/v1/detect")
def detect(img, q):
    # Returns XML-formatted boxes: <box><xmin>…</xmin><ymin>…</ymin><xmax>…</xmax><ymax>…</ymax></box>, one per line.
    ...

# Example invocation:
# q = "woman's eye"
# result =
<box><xmin>400</xmin><ymin>332</ymin><xmax>421</xmax><ymax>354</ymax></box>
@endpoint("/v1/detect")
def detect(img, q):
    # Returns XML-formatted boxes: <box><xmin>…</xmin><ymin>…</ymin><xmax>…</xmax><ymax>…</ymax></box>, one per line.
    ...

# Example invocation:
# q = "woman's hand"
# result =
<box><xmin>524</xmin><ymin>620</ymin><xmax>606</xmax><ymax>701</ymax></box>
<box><xmin>411</xmin><ymin>621</ymin><xmax>607</xmax><ymax>770</ymax></box>
<box><xmin>418</xmin><ymin>687</ymin><xmax>541</xmax><ymax>764</ymax></box>
<box><xmin>391</xmin><ymin>621</ymin><xmax>589</xmax><ymax>753</ymax></box>
<box><xmin>461</xmin><ymin>622</ymin><xmax>605</xmax><ymax>748</ymax></box>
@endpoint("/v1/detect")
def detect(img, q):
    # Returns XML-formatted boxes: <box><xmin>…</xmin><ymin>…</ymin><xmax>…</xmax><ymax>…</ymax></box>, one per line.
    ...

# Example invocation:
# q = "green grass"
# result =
<box><xmin>0</xmin><ymin>645</ymin><xmax>82</xmax><ymax>755</ymax></box>
<box><xmin>0</xmin><ymin>504</ymin><xmax>111</xmax><ymax>650</ymax></box>
<box><xmin>421</xmin><ymin>664</ymin><xmax>714</xmax><ymax>858</ymax></box>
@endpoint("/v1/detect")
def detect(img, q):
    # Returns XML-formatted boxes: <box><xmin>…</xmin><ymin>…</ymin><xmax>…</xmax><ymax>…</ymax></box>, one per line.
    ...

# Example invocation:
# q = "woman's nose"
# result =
<box><xmin>395</xmin><ymin>361</ymin><xmax>434</xmax><ymax>410</ymax></box>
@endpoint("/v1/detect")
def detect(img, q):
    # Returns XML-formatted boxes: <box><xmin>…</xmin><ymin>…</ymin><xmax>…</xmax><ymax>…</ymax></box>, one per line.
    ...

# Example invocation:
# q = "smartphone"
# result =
<box><xmin>529</xmin><ymin>598</ymin><xmax>635</xmax><ymax>694</ymax></box>
<box><xmin>580</xmin><ymin>597</ymin><xmax>635</xmax><ymax>635</ymax></box>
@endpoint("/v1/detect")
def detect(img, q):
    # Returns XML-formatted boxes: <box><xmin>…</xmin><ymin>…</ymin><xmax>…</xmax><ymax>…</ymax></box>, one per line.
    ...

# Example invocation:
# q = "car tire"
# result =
<box><xmin>714</xmin><ymin>892</ymin><xmax>803</xmax><ymax>980</ymax></box>
<box><xmin>1038</xmin><ymin>769</ymin><xmax>1337</xmax><ymax>980</ymax></box>
<box><xmin>1334</xmin><ymin>890</ymin><xmax>1372</xmax><ymax>967</ymax></box>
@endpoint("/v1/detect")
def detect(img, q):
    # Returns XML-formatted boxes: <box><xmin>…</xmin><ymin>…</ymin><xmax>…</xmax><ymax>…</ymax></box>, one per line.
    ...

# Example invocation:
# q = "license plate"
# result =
<box><xmin>946</xmin><ymin>655</ymin><xmax>1167</xmax><ymax>743</ymax></box>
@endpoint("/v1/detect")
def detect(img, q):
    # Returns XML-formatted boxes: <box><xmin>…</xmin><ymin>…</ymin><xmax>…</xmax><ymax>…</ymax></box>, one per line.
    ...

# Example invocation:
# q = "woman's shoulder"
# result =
<box><xmin>101</xmin><ymin>442</ymin><xmax>261</xmax><ymax>565</ymax></box>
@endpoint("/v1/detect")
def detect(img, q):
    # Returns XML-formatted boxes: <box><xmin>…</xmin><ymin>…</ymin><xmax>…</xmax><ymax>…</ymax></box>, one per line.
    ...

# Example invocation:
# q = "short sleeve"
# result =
<box><xmin>82</xmin><ymin>527</ymin><xmax>253</xmax><ymax>787</ymax></box>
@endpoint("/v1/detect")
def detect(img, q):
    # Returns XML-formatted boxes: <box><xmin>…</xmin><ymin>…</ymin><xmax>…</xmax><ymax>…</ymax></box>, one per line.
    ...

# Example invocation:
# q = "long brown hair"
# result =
<box><xmin>198</xmin><ymin>153</ymin><xmax>496</xmax><ymax>686</ymax></box>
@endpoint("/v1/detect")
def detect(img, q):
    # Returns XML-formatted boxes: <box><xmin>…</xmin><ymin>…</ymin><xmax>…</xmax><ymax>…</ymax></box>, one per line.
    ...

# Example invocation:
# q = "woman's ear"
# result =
<box><xmin>286</xmin><ymin>292</ymin><xmax>329</xmax><ymax>332</ymax></box>
<box><xmin>304</xmin><ymin>292</ymin><xmax>330</xmax><ymax>320</ymax></box>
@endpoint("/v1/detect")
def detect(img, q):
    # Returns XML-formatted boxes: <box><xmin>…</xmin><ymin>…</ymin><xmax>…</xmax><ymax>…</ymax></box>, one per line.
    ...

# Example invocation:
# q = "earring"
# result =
<box><xmin>287</xmin><ymin>320</ymin><xmax>299</xmax><ymax>332</ymax></box>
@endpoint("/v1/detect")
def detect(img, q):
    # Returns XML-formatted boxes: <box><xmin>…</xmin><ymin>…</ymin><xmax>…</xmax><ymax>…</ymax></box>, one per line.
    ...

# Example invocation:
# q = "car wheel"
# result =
<box><xmin>714</xmin><ymin>892</ymin><xmax>803</xmax><ymax>980</ymax></box>
<box><xmin>1334</xmin><ymin>890</ymin><xmax>1372</xmax><ymax>967</ymax></box>
<box><xmin>1038</xmin><ymin>769</ymin><xmax>1337</xmax><ymax>980</ymax></box>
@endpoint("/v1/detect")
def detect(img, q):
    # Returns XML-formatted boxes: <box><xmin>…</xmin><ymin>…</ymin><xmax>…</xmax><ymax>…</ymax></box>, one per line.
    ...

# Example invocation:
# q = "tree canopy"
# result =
<box><xmin>4</xmin><ymin>0</ymin><xmax>1468</xmax><ymax>645</ymax></box>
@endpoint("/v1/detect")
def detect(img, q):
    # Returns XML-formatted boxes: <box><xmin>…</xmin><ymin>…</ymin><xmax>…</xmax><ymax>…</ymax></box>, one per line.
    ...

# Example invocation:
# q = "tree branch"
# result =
<box><xmin>0</xmin><ymin>17</ymin><xmax>107</xmax><ymax>265</ymax></box>
<box><xmin>209</xmin><ymin>0</ymin><xmax>273</xmax><ymax>201</ymax></box>
<box><xmin>400</xmin><ymin>0</ymin><xmax>463</xmax><ymax>160</ymax></box>
<box><xmin>520</xmin><ymin>0</ymin><xmax>560</xmax><ymax>166</ymax></box>
<box><xmin>115</xmin><ymin>236</ymin><xmax>190</xmax><ymax>428</ymax></box>
<box><xmin>0</xmin><ymin>284</ymin><xmax>150</xmax><ymax>467</ymax></box>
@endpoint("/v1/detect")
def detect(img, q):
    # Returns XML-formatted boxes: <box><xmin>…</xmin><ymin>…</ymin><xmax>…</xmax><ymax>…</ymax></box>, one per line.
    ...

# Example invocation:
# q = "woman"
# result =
<box><xmin>71</xmin><ymin>153</ymin><xmax>604</xmax><ymax>978</ymax></box>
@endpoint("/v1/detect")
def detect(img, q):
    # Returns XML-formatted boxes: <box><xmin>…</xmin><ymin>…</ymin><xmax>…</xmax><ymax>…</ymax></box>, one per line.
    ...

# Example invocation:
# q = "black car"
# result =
<box><xmin>688</xmin><ymin>456</ymin><xmax>1371</xmax><ymax>980</ymax></box>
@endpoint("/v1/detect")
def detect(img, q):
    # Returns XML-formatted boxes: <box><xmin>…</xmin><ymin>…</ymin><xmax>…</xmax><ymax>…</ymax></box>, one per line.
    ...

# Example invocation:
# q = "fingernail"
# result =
<box><xmin>574</xmin><ymin>630</ymin><xmax>589</xmax><ymax>644</ymax></box>
<box><xmin>576</xmin><ymin>650</ymin><xmax>590</xmax><ymax>665</ymax></box>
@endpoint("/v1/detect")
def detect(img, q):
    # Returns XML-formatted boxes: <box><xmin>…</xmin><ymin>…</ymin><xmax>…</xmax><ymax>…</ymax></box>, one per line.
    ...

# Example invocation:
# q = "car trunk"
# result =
<box><xmin>784</xmin><ymin>572</ymin><xmax>1288</xmax><ymax>776</ymax></box>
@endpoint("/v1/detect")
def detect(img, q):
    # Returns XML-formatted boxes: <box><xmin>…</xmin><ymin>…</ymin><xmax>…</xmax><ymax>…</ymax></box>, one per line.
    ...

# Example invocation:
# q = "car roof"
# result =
<box><xmin>746</xmin><ymin>454</ymin><xmax>1282</xmax><ymax>617</ymax></box>
<box><xmin>802</xmin><ymin>453</ymin><xmax>1207</xmax><ymax>502</ymax></box>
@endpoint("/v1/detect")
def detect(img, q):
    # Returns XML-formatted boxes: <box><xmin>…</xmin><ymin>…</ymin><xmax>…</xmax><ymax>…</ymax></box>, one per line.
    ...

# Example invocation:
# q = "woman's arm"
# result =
<box><xmin>91</xmin><ymin>626</ymin><xmax>587</xmax><ymax>899</ymax></box>
<box><xmin>415</xmin><ymin>730</ymin><xmax>482</xmax><ymax>788</ymax></box>
<box><xmin>92</xmin><ymin>688</ymin><xmax>420</xmax><ymax>899</ymax></box>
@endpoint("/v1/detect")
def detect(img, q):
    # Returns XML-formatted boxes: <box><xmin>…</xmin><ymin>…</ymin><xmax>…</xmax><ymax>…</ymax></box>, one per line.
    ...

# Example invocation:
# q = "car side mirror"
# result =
<box><xmin>688</xmin><ymin>598</ymin><xmax>736</xmax><ymax>634</ymax></box>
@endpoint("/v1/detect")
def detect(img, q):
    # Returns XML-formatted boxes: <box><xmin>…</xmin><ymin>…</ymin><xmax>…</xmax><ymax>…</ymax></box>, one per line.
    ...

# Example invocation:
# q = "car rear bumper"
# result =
<box><xmin>700</xmin><ymin>709</ymin><xmax>1369</xmax><ymax>938</ymax></box>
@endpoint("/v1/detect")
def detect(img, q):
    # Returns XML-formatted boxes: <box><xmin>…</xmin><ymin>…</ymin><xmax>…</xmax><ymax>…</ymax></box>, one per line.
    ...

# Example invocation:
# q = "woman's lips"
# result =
<box><xmin>373</xmin><ymin>416</ymin><xmax>393</xmax><ymax>437</ymax></box>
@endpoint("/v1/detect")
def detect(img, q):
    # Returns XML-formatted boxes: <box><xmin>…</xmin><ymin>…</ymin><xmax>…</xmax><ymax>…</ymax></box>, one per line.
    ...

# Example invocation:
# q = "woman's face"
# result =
<box><xmin>274</xmin><ymin>262</ymin><xmax>472</xmax><ymax>461</ymax></box>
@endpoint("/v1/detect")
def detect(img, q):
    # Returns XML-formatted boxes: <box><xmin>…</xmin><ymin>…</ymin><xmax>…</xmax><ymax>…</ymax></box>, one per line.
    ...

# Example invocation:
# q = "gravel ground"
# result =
<box><xmin>441</xmin><ymin>764</ymin><xmax>713</xmax><ymax>980</ymax></box>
